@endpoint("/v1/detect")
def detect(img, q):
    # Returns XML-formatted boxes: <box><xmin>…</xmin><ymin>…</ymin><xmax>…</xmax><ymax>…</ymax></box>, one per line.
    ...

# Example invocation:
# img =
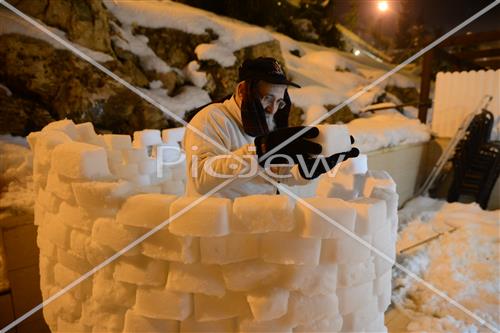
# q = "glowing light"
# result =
<box><xmin>377</xmin><ymin>1</ymin><xmax>389</xmax><ymax>12</ymax></box>
<box><xmin>354</xmin><ymin>49</ymin><xmax>361</xmax><ymax>56</ymax></box>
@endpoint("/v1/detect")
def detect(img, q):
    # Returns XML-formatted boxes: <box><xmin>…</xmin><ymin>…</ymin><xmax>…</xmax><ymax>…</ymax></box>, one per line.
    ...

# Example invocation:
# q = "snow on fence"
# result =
<box><xmin>432</xmin><ymin>69</ymin><xmax>500</xmax><ymax>137</ymax></box>
<box><xmin>28</xmin><ymin>119</ymin><xmax>397</xmax><ymax>333</ymax></box>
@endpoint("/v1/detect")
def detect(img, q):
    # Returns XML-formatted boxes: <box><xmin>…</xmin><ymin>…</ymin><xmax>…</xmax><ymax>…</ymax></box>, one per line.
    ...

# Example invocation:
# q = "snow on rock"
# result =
<box><xmin>347</xmin><ymin>112</ymin><xmax>431</xmax><ymax>153</ymax></box>
<box><xmin>394</xmin><ymin>197</ymin><xmax>500</xmax><ymax>332</ymax></box>
<box><xmin>0</xmin><ymin>135</ymin><xmax>34</xmax><ymax>221</ymax></box>
<box><xmin>0</xmin><ymin>11</ymin><xmax>113</xmax><ymax>63</ymax></box>
<box><xmin>104</xmin><ymin>0</ymin><xmax>273</xmax><ymax>67</ymax></box>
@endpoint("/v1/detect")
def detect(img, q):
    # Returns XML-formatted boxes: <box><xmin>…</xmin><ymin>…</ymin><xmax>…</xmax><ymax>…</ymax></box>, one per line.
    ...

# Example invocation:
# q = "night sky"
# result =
<box><xmin>335</xmin><ymin>0</ymin><xmax>500</xmax><ymax>36</ymax></box>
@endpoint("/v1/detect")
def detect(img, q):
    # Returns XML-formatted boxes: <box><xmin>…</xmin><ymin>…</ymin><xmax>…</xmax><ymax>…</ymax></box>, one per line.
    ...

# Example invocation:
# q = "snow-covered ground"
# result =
<box><xmin>394</xmin><ymin>197</ymin><xmax>500</xmax><ymax>333</ymax></box>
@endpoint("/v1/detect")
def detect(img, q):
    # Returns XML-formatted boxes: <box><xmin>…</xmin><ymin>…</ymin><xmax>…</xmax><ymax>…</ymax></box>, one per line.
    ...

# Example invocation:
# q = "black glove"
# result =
<box><xmin>298</xmin><ymin>136</ymin><xmax>360</xmax><ymax>180</ymax></box>
<box><xmin>254</xmin><ymin>126</ymin><xmax>322</xmax><ymax>166</ymax></box>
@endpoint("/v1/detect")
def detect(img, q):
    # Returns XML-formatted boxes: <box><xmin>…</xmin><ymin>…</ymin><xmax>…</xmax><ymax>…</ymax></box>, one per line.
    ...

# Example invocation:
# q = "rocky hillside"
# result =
<box><xmin>0</xmin><ymin>0</ymin><xmax>418</xmax><ymax>136</ymax></box>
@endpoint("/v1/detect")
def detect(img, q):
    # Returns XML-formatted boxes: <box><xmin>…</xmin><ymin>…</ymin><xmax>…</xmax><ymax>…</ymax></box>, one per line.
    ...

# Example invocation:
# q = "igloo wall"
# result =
<box><xmin>29</xmin><ymin>120</ymin><xmax>397</xmax><ymax>333</ymax></box>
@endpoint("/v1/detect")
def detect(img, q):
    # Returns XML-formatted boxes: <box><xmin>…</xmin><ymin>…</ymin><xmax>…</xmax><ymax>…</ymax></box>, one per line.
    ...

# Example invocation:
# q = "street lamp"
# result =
<box><xmin>377</xmin><ymin>1</ymin><xmax>389</xmax><ymax>12</ymax></box>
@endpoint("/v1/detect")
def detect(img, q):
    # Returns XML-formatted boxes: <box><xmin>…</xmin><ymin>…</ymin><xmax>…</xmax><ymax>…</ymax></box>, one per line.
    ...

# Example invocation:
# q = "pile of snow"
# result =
<box><xmin>393</xmin><ymin>197</ymin><xmax>500</xmax><ymax>333</ymax></box>
<box><xmin>347</xmin><ymin>111</ymin><xmax>431</xmax><ymax>153</ymax></box>
<box><xmin>0</xmin><ymin>135</ymin><xmax>34</xmax><ymax>222</ymax></box>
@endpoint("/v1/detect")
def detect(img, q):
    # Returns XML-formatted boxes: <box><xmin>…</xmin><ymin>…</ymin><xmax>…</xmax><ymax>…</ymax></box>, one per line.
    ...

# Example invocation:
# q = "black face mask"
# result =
<box><xmin>240</xmin><ymin>80</ymin><xmax>291</xmax><ymax>137</ymax></box>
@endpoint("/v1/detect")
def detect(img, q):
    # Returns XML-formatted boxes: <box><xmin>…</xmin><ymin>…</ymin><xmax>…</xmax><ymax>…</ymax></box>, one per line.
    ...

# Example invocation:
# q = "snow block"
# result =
<box><xmin>91</xmin><ymin>217</ymin><xmax>143</xmax><ymax>256</ymax></box>
<box><xmin>347</xmin><ymin>197</ymin><xmax>387</xmax><ymax>235</ymax></box>
<box><xmin>363</xmin><ymin>170</ymin><xmax>396</xmax><ymax>197</ymax></box>
<box><xmin>142</xmin><ymin>228</ymin><xmax>199</xmax><ymax>263</ymax></box>
<box><xmin>238</xmin><ymin>317</ymin><xmax>292</xmax><ymax>333</ymax></box>
<box><xmin>57</xmin><ymin>319</ymin><xmax>91</xmax><ymax>333</ymax></box>
<box><xmin>124</xmin><ymin>309</ymin><xmax>179</xmax><ymax>333</ymax></box>
<box><xmin>116</xmin><ymin>193</ymin><xmax>177</xmax><ymax>228</ymax></box>
<box><xmin>296</xmin><ymin>197</ymin><xmax>356</xmax><ymax>239</ymax></box>
<box><xmin>46</xmin><ymin>172</ymin><xmax>74</xmax><ymax>202</ymax></box>
<box><xmin>283</xmin><ymin>264</ymin><xmax>337</xmax><ymax>296</ymax></box>
<box><xmin>138</xmin><ymin>158</ymin><xmax>157</xmax><ymax>174</ymax></box>
<box><xmin>75</xmin><ymin>122</ymin><xmax>97</xmax><ymax>143</ymax></box>
<box><xmin>169</xmin><ymin>197</ymin><xmax>231</xmax><ymax>237</ymax></box>
<box><xmin>51</xmin><ymin>142</ymin><xmax>111</xmax><ymax>180</ymax></box>
<box><xmin>316</xmin><ymin>173</ymin><xmax>366</xmax><ymax>200</ymax></box>
<box><xmin>261</xmin><ymin>232</ymin><xmax>321</xmax><ymax>265</ymax></box>
<box><xmin>337</xmin><ymin>259</ymin><xmax>375</xmax><ymax>288</ymax></box>
<box><xmin>247</xmin><ymin>288</ymin><xmax>289</xmax><ymax>321</ymax></box>
<box><xmin>180</xmin><ymin>317</ymin><xmax>235</xmax><ymax>332</ymax></box>
<box><xmin>232</xmin><ymin>195</ymin><xmax>295</xmax><ymax>233</ymax></box>
<box><xmin>337</xmin><ymin>281</ymin><xmax>373</xmax><ymax>315</ymax></box>
<box><xmin>135</xmin><ymin>287</ymin><xmax>192</xmax><ymax>320</ymax></box>
<box><xmin>372</xmin><ymin>224</ymin><xmax>395</xmax><ymax>262</ymax></box>
<box><xmin>103</xmin><ymin>134</ymin><xmax>132</xmax><ymax>150</ymax></box>
<box><xmin>285</xmin><ymin>292</ymin><xmax>339</xmax><ymax>326</ymax></box>
<box><xmin>320</xmin><ymin>235</ymin><xmax>372</xmax><ymax>264</ymax></box>
<box><xmin>294</xmin><ymin>316</ymin><xmax>343</xmax><ymax>333</ymax></box>
<box><xmin>194</xmin><ymin>292</ymin><xmax>248</xmax><ymax>322</ymax></box>
<box><xmin>310</xmin><ymin>124</ymin><xmax>351</xmax><ymax>157</ymax></box>
<box><xmin>42</xmin><ymin>215</ymin><xmax>71</xmax><ymax>249</ymax></box>
<box><xmin>365</xmin><ymin>313</ymin><xmax>387</xmax><ymax>332</ymax></box>
<box><xmin>53</xmin><ymin>263</ymin><xmax>92</xmax><ymax>301</ymax></box>
<box><xmin>200</xmin><ymin>233</ymin><xmax>259</xmax><ymax>264</ymax></box>
<box><xmin>222</xmin><ymin>260</ymin><xmax>284</xmax><ymax>292</ymax></box>
<box><xmin>161</xmin><ymin>180</ymin><xmax>185</xmax><ymax>196</ymax></box>
<box><xmin>72</xmin><ymin>180</ymin><xmax>133</xmax><ymax>213</ymax></box>
<box><xmin>166</xmin><ymin>262</ymin><xmax>225</xmax><ymax>297</ymax></box>
<box><xmin>123</xmin><ymin>148</ymin><xmax>148</xmax><ymax>164</ymax></box>
<box><xmin>111</xmin><ymin>162</ymin><xmax>139</xmax><ymax>180</ymax></box>
<box><xmin>374</xmin><ymin>269</ymin><xmax>392</xmax><ymax>296</ymax></box>
<box><xmin>56</xmin><ymin>201</ymin><xmax>93</xmax><ymax>231</ymax></box>
<box><xmin>42</xmin><ymin>119</ymin><xmax>78</xmax><ymax>140</ymax></box>
<box><xmin>57</xmin><ymin>248</ymin><xmax>91</xmax><ymax>275</ymax></box>
<box><xmin>93</xmin><ymin>270</ymin><xmax>136</xmax><ymax>309</ymax></box>
<box><xmin>81</xmin><ymin>300</ymin><xmax>125</xmax><ymax>332</ymax></box>
<box><xmin>34</xmin><ymin>130</ymin><xmax>73</xmax><ymax>168</ymax></box>
<box><xmin>162</xmin><ymin>127</ymin><xmax>185</xmax><ymax>145</ymax></box>
<box><xmin>133</xmin><ymin>129</ymin><xmax>162</xmax><ymax>147</ymax></box>
<box><xmin>113</xmin><ymin>256</ymin><xmax>168</xmax><ymax>287</ymax></box>
<box><xmin>341</xmin><ymin>296</ymin><xmax>379</xmax><ymax>332</ymax></box>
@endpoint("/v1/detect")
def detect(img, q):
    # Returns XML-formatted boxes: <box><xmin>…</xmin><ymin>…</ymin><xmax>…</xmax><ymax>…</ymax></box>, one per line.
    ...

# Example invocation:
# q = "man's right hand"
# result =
<box><xmin>254</xmin><ymin>126</ymin><xmax>322</xmax><ymax>166</ymax></box>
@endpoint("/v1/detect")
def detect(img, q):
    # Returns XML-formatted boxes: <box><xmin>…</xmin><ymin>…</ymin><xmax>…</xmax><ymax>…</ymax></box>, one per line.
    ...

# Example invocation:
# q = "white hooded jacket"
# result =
<box><xmin>183</xmin><ymin>96</ymin><xmax>309</xmax><ymax>199</ymax></box>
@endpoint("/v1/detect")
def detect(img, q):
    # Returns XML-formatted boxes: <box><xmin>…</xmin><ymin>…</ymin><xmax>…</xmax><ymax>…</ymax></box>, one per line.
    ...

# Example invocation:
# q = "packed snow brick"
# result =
<box><xmin>53</xmin><ymin>263</ymin><xmax>91</xmax><ymax>301</ymax></box>
<box><xmin>316</xmin><ymin>173</ymin><xmax>366</xmax><ymax>200</ymax></box>
<box><xmin>294</xmin><ymin>316</ymin><xmax>343</xmax><ymax>333</ymax></box>
<box><xmin>296</xmin><ymin>197</ymin><xmax>356</xmax><ymax>238</ymax></box>
<box><xmin>46</xmin><ymin>172</ymin><xmax>75</xmax><ymax>202</ymax></box>
<box><xmin>42</xmin><ymin>119</ymin><xmax>79</xmax><ymax>140</ymax></box>
<box><xmin>363</xmin><ymin>170</ymin><xmax>396</xmax><ymax>197</ymax></box>
<box><xmin>232</xmin><ymin>195</ymin><xmax>295</xmax><ymax>233</ymax></box>
<box><xmin>123</xmin><ymin>147</ymin><xmax>149</xmax><ymax>164</ymax></box>
<box><xmin>56</xmin><ymin>318</ymin><xmax>91</xmax><ymax>333</ymax></box>
<box><xmin>111</xmin><ymin>162</ymin><xmax>140</xmax><ymax>180</ymax></box>
<box><xmin>374</xmin><ymin>253</ymin><xmax>395</xmax><ymax>277</ymax></box>
<box><xmin>133</xmin><ymin>129</ymin><xmax>163</xmax><ymax>147</ymax></box>
<box><xmin>80</xmin><ymin>299</ymin><xmax>125</xmax><ymax>332</ymax></box>
<box><xmin>337</xmin><ymin>281</ymin><xmax>374</xmax><ymax>315</ymax></box>
<box><xmin>138</xmin><ymin>158</ymin><xmax>157</xmax><ymax>174</ymax></box>
<box><xmin>135</xmin><ymin>287</ymin><xmax>192</xmax><ymax>320</ymax></box>
<box><xmin>162</xmin><ymin>127</ymin><xmax>185</xmax><ymax>145</ymax></box>
<box><xmin>72</xmin><ymin>180</ymin><xmax>133</xmax><ymax>213</ymax></box>
<box><xmin>103</xmin><ymin>134</ymin><xmax>133</xmax><ymax>150</ymax></box>
<box><xmin>261</xmin><ymin>232</ymin><xmax>321</xmax><ymax>265</ymax></box>
<box><xmin>341</xmin><ymin>296</ymin><xmax>379</xmax><ymax>332</ymax></box>
<box><xmin>92</xmin><ymin>270</ymin><xmax>136</xmax><ymax>308</ymax></box>
<box><xmin>247</xmin><ymin>288</ymin><xmax>289</xmax><ymax>321</ymax></box>
<box><xmin>285</xmin><ymin>292</ymin><xmax>339</xmax><ymax>326</ymax></box>
<box><xmin>161</xmin><ymin>179</ymin><xmax>185</xmax><ymax>196</ymax></box>
<box><xmin>44</xmin><ymin>290</ymin><xmax>82</xmax><ymax>324</ymax></box>
<box><xmin>116</xmin><ymin>193</ymin><xmax>177</xmax><ymax>228</ymax></box>
<box><xmin>113</xmin><ymin>256</ymin><xmax>168</xmax><ymax>287</ymax></box>
<box><xmin>75</xmin><ymin>122</ymin><xmax>98</xmax><ymax>143</ymax></box>
<box><xmin>51</xmin><ymin>142</ymin><xmax>111</xmax><ymax>180</ymax></box>
<box><xmin>34</xmin><ymin>130</ymin><xmax>72</xmax><ymax>167</ymax></box>
<box><xmin>238</xmin><ymin>316</ymin><xmax>292</xmax><ymax>333</ymax></box>
<box><xmin>337</xmin><ymin>260</ymin><xmax>376</xmax><ymax>288</ymax></box>
<box><xmin>200</xmin><ymin>233</ymin><xmax>259</xmax><ymax>264</ymax></box>
<box><xmin>180</xmin><ymin>317</ymin><xmax>235</xmax><ymax>332</ymax></box>
<box><xmin>310</xmin><ymin>124</ymin><xmax>351</xmax><ymax>157</ymax></box>
<box><xmin>142</xmin><ymin>228</ymin><xmax>199</xmax><ymax>263</ymax></box>
<box><xmin>37</xmin><ymin>187</ymin><xmax>62</xmax><ymax>213</ymax></box>
<box><xmin>374</xmin><ymin>269</ymin><xmax>392</xmax><ymax>296</ymax></box>
<box><xmin>57</xmin><ymin>248</ymin><xmax>91</xmax><ymax>275</ymax></box>
<box><xmin>56</xmin><ymin>201</ymin><xmax>94</xmax><ymax>231</ymax></box>
<box><xmin>222</xmin><ymin>260</ymin><xmax>284</xmax><ymax>291</ymax></box>
<box><xmin>320</xmin><ymin>235</ymin><xmax>372</xmax><ymax>264</ymax></box>
<box><xmin>166</xmin><ymin>262</ymin><xmax>226</xmax><ymax>297</ymax></box>
<box><xmin>169</xmin><ymin>197</ymin><xmax>231</xmax><ymax>236</ymax></box>
<box><xmin>283</xmin><ymin>264</ymin><xmax>337</xmax><ymax>296</ymax></box>
<box><xmin>194</xmin><ymin>292</ymin><xmax>249</xmax><ymax>321</ymax></box>
<box><xmin>372</xmin><ymin>223</ymin><xmax>396</xmax><ymax>260</ymax></box>
<box><xmin>91</xmin><ymin>217</ymin><xmax>144</xmax><ymax>256</ymax></box>
<box><xmin>40</xmin><ymin>214</ymin><xmax>71</xmax><ymax>249</ymax></box>
<box><xmin>364</xmin><ymin>313</ymin><xmax>387</xmax><ymax>332</ymax></box>
<box><xmin>347</xmin><ymin>197</ymin><xmax>387</xmax><ymax>235</ymax></box>
<box><xmin>124</xmin><ymin>309</ymin><xmax>179</xmax><ymax>333</ymax></box>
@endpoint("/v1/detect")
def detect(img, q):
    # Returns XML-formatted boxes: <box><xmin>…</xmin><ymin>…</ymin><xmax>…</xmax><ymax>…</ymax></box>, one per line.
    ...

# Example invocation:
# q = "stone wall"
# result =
<box><xmin>29</xmin><ymin>119</ymin><xmax>397</xmax><ymax>332</ymax></box>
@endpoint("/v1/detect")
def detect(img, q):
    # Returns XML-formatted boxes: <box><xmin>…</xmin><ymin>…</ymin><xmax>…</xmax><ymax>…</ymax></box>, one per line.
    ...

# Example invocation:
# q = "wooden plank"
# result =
<box><xmin>418</xmin><ymin>50</ymin><xmax>434</xmax><ymax>123</ymax></box>
<box><xmin>454</xmin><ymin>48</ymin><xmax>500</xmax><ymax>60</ymax></box>
<box><xmin>441</xmin><ymin>30</ymin><xmax>500</xmax><ymax>47</ymax></box>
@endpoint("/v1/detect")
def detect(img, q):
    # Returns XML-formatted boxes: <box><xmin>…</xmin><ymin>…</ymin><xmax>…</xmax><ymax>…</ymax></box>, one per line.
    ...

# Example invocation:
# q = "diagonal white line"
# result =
<box><xmin>272</xmin><ymin>183</ymin><xmax>499</xmax><ymax>332</ymax></box>
<box><xmin>0</xmin><ymin>178</ymin><xmax>237</xmax><ymax>333</ymax></box>
<box><xmin>257</xmin><ymin>0</ymin><xmax>500</xmax><ymax>163</ymax></box>
<box><xmin>1</xmin><ymin>0</ymin><xmax>498</xmax><ymax>331</ymax></box>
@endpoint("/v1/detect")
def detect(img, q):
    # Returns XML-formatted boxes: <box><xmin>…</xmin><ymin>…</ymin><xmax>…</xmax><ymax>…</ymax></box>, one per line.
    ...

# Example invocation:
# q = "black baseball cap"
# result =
<box><xmin>238</xmin><ymin>57</ymin><xmax>301</xmax><ymax>88</ymax></box>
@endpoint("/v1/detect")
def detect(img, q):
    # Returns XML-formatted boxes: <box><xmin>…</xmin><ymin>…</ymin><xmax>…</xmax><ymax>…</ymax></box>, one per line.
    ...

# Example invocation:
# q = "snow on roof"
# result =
<box><xmin>0</xmin><ymin>10</ymin><xmax>113</xmax><ymax>63</ymax></box>
<box><xmin>104</xmin><ymin>0</ymin><xmax>273</xmax><ymax>67</ymax></box>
